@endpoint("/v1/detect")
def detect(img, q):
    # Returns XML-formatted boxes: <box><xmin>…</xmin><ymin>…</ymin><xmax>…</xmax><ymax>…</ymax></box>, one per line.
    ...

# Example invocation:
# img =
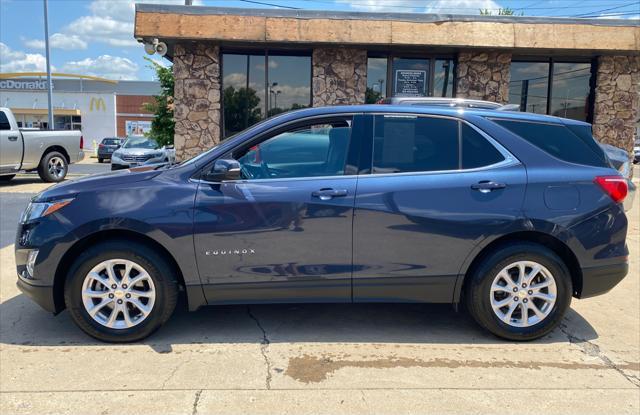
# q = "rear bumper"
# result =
<box><xmin>578</xmin><ymin>262</ymin><xmax>629</xmax><ymax>299</ymax></box>
<box><xmin>16</xmin><ymin>278</ymin><xmax>57</xmax><ymax>314</ymax></box>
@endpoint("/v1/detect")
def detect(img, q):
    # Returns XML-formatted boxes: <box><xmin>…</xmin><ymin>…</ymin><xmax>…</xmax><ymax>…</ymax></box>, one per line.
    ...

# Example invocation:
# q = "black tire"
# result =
<box><xmin>0</xmin><ymin>175</ymin><xmax>15</xmax><ymax>182</ymax></box>
<box><xmin>98</xmin><ymin>158</ymin><xmax>104</xmax><ymax>163</ymax></box>
<box><xmin>37</xmin><ymin>151</ymin><xmax>68</xmax><ymax>182</ymax></box>
<box><xmin>64</xmin><ymin>240</ymin><xmax>178</xmax><ymax>343</ymax></box>
<box><xmin>464</xmin><ymin>242</ymin><xmax>572</xmax><ymax>341</ymax></box>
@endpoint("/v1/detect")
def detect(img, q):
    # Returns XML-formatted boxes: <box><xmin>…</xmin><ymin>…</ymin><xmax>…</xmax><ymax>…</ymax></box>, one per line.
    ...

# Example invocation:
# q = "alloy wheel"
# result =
<box><xmin>489</xmin><ymin>260</ymin><xmax>557</xmax><ymax>328</ymax></box>
<box><xmin>81</xmin><ymin>259</ymin><xmax>156</xmax><ymax>329</ymax></box>
<box><xmin>48</xmin><ymin>156</ymin><xmax>67</xmax><ymax>180</ymax></box>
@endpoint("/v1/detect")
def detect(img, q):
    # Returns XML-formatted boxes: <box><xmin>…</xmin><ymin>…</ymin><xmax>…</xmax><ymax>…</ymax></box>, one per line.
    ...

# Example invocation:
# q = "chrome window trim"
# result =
<box><xmin>195</xmin><ymin>111</ymin><xmax>520</xmax><ymax>184</ymax></box>
<box><xmin>366</xmin><ymin>112</ymin><xmax>520</xmax><ymax>178</ymax></box>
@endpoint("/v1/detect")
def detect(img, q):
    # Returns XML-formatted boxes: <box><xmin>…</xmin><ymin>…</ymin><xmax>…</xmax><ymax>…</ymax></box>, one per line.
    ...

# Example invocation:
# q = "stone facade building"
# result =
<box><xmin>135</xmin><ymin>5</ymin><xmax>639</xmax><ymax>161</ymax></box>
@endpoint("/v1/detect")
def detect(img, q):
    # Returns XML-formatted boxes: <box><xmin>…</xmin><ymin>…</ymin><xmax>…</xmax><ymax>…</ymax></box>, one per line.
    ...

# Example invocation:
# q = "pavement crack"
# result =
<box><xmin>191</xmin><ymin>389</ymin><xmax>202</xmax><ymax>415</ymax></box>
<box><xmin>560</xmin><ymin>323</ymin><xmax>640</xmax><ymax>387</ymax></box>
<box><xmin>247</xmin><ymin>306</ymin><xmax>273</xmax><ymax>390</ymax></box>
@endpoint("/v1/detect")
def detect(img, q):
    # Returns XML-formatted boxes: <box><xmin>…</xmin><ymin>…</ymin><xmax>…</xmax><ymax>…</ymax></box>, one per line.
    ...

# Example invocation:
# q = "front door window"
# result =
<box><xmin>236</xmin><ymin>120</ymin><xmax>352</xmax><ymax>180</ymax></box>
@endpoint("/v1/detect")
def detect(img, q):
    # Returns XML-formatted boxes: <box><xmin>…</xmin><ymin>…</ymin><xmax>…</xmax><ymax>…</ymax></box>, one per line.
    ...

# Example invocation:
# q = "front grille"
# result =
<box><xmin>122</xmin><ymin>154</ymin><xmax>153</xmax><ymax>162</ymax></box>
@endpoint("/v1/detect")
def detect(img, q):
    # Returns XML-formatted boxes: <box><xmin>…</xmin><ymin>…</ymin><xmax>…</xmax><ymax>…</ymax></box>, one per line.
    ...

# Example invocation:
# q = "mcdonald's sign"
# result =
<box><xmin>89</xmin><ymin>97</ymin><xmax>106</xmax><ymax>112</ymax></box>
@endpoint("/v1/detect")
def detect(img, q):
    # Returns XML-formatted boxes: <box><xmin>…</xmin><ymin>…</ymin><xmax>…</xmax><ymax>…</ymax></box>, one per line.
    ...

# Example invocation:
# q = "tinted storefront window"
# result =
<box><xmin>509</xmin><ymin>61</ymin><xmax>549</xmax><ymax>115</ymax></box>
<box><xmin>433</xmin><ymin>59</ymin><xmax>455</xmax><ymax>98</ymax></box>
<box><xmin>366</xmin><ymin>57</ymin><xmax>388</xmax><ymax>103</ymax></box>
<box><xmin>392</xmin><ymin>58</ymin><xmax>430</xmax><ymax>97</ymax></box>
<box><xmin>222</xmin><ymin>52</ymin><xmax>311</xmax><ymax>138</ymax></box>
<box><xmin>550</xmin><ymin>63</ymin><xmax>592</xmax><ymax>121</ymax></box>
<box><xmin>266</xmin><ymin>55</ymin><xmax>311</xmax><ymax>117</ymax></box>
<box><xmin>509</xmin><ymin>60</ymin><xmax>593</xmax><ymax>122</ymax></box>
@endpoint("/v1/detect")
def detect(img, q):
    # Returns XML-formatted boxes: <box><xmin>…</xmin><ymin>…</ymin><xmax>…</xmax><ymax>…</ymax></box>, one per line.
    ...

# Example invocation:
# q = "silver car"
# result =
<box><xmin>111</xmin><ymin>136</ymin><xmax>175</xmax><ymax>171</ymax></box>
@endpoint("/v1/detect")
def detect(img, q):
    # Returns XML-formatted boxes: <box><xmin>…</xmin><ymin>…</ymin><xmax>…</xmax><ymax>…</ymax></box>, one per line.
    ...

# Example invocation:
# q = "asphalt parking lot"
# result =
<box><xmin>0</xmin><ymin>162</ymin><xmax>638</xmax><ymax>414</ymax></box>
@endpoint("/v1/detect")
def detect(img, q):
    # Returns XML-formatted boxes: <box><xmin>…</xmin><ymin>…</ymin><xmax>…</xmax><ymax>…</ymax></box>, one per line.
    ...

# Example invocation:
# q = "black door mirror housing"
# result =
<box><xmin>203</xmin><ymin>159</ymin><xmax>241</xmax><ymax>182</ymax></box>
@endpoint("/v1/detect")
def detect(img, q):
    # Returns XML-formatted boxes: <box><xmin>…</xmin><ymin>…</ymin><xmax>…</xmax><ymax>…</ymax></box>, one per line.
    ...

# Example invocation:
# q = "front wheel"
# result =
<box><xmin>38</xmin><ymin>151</ymin><xmax>68</xmax><ymax>182</ymax></box>
<box><xmin>464</xmin><ymin>242</ymin><xmax>572</xmax><ymax>341</ymax></box>
<box><xmin>65</xmin><ymin>241</ymin><xmax>178</xmax><ymax>342</ymax></box>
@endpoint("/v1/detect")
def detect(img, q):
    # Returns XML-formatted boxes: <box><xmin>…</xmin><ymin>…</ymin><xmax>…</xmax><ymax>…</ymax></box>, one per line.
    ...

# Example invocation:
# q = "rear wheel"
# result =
<box><xmin>98</xmin><ymin>158</ymin><xmax>104</xmax><ymax>163</ymax></box>
<box><xmin>65</xmin><ymin>241</ymin><xmax>178</xmax><ymax>342</ymax></box>
<box><xmin>38</xmin><ymin>151</ymin><xmax>68</xmax><ymax>182</ymax></box>
<box><xmin>464</xmin><ymin>242</ymin><xmax>572</xmax><ymax>341</ymax></box>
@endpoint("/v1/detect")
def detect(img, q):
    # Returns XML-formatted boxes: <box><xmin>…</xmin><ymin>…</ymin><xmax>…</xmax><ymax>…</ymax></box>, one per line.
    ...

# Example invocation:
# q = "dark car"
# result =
<box><xmin>15</xmin><ymin>105</ymin><xmax>629</xmax><ymax>343</ymax></box>
<box><xmin>97</xmin><ymin>137</ymin><xmax>123</xmax><ymax>163</ymax></box>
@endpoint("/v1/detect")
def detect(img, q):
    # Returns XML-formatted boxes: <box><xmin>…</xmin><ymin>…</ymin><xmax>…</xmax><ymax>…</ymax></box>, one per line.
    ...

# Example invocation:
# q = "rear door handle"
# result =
<box><xmin>471</xmin><ymin>181</ymin><xmax>506</xmax><ymax>193</ymax></box>
<box><xmin>8</xmin><ymin>136</ymin><xmax>18</xmax><ymax>142</ymax></box>
<box><xmin>312</xmin><ymin>188</ymin><xmax>348</xmax><ymax>201</ymax></box>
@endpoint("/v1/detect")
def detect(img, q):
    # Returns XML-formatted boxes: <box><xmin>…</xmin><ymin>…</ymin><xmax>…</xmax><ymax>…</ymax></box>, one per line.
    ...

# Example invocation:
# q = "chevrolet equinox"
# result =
<box><xmin>16</xmin><ymin>105</ymin><xmax>629</xmax><ymax>342</ymax></box>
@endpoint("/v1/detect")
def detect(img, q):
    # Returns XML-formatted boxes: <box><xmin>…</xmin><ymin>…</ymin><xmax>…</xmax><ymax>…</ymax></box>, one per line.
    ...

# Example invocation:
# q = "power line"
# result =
<box><xmin>577</xmin><ymin>11</ymin><xmax>640</xmax><ymax>17</ymax></box>
<box><xmin>571</xmin><ymin>1</ymin><xmax>639</xmax><ymax>17</ymax></box>
<box><xmin>298</xmin><ymin>0</ymin><xmax>638</xmax><ymax>12</ymax></box>
<box><xmin>237</xmin><ymin>0</ymin><xmax>300</xmax><ymax>9</ymax></box>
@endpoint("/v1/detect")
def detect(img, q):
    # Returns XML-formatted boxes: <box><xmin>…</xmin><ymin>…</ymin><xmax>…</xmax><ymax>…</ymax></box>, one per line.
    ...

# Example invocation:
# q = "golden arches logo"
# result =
<box><xmin>89</xmin><ymin>97</ymin><xmax>106</xmax><ymax>112</ymax></box>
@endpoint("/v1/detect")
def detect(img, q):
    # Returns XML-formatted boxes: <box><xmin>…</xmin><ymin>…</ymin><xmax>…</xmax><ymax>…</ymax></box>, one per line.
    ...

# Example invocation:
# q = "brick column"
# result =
<box><xmin>312</xmin><ymin>48</ymin><xmax>367</xmax><ymax>106</ymax></box>
<box><xmin>172</xmin><ymin>43</ymin><xmax>221</xmax><ymax>161</ymax></box>
<box><xmin>592</xmin><ymin>55</ymin><xmax>640</xmax><ymax>156</ymax></box>
<box><xmin>456</xmin><ymin>51</ymin><xmax>511</xmax><ymax>103</ymax></box>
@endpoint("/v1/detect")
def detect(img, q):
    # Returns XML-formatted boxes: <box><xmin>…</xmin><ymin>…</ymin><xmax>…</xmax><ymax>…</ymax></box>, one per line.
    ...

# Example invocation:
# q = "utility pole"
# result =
<box><xmin>43</xmin><ymin>0</ymin><xmax>54</xmax><ymax>130</ymax></box>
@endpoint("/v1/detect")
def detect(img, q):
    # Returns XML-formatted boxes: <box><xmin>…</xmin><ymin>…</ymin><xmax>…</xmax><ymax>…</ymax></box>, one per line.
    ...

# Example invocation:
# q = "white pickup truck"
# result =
<box><xmin>0</xmin><ymin>107</ymin><xmax>84</xmax><ymax>182</ymax></box>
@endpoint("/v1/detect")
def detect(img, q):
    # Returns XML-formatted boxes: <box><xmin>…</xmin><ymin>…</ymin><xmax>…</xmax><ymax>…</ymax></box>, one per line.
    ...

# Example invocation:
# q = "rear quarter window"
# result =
<box><xmin>491</xmin><ymin>119</ymin><xmax>608</xmax><ymax>167</ymax></box>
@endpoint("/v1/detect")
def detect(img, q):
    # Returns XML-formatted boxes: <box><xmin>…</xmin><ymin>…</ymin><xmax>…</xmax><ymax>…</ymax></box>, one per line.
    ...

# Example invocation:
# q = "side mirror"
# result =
<box><xmin>164</xmin><ymin>144</ymin><xmax>175</xmax><ymax>149</ymax></box>
<box><xmin>202</xmin><ymin>159</ymin><xmax>241</xmax><ymax>182</ymax></box>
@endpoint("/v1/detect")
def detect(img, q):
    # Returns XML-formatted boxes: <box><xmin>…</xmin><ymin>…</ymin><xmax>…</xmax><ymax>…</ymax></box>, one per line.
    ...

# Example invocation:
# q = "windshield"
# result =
<box><xmin>123</xmin><ymin>137</ymin><xmax>159</xmax><ymax>149</ymax></box>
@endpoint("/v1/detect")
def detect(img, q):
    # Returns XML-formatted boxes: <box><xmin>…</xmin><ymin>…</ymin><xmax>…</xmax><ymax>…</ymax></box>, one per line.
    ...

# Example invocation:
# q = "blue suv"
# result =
<box><xmin>15</xmin><ymin>105</ymin><xmax>629</xmax><ymax>342</ymax></box>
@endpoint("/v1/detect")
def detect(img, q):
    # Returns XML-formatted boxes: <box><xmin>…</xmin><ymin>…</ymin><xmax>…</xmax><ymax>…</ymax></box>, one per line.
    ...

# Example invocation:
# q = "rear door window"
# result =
<box><xmin>461</xmin><ymin>124</ymin><xmax>505</xmax><ymax>169</ymax></box>
<box><xmin>372</xmin><ymin>115</ymin><xmax>458</xmax><ymax>173</ymax></box>
<box><xmin>371</xmin><ymin>115</ymin><xmax>506</xmax><ymax>174</ymax></box>
<box><xmin>491</xmin><ymin>119</ymin><xmax>608</xmax><ymax>167</ymax></box>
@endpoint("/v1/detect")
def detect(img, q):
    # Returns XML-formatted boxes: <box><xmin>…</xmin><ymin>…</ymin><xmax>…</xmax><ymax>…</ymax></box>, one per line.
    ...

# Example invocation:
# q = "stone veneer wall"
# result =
<box><xmin>456</xmin><ymin>51</ymin><xmax>511</xmax><ymax>103</ymax></box>
<box><xmin>312</xmin><ymin>48</ymin><xmax>367</xmax><ymax>106</ymax></box>
<box><xmin>592</xmin><ymin>55</ymin><xmax>640</xmax><ymax>156</ymax></box>
<box><xmin>173</xmin><ymin>43</ymin><xmax>221</xmax><ymax>161</ymax></box>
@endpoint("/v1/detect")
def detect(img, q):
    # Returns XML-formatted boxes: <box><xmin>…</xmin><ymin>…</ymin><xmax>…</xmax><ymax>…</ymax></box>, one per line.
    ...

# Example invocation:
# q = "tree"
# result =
<box><xmin>480</xmin><ymin>7</ymin><xmax>523</xmax><ymax>16</ymax></box>
<box><xmin>365</xmin><ymin>87</ymin><xmax>383</xmax><ymax>104</ymax></box>
<box><xmin>223</xmin><ymin>86</ymin><xmax>262</xmax><ymax>137</ymax></box>
<box><xmin>142</xmin><ymin>57</ymin><xmax>175</xmax><ymax>147</ymax></box>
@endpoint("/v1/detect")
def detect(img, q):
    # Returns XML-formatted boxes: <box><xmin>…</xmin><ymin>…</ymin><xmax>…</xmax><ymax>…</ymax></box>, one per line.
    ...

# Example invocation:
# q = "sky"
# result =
<box><xmin>0</xmin><ymin>0</ymin><xmax>638</xmax><ymax>81</ymax></box>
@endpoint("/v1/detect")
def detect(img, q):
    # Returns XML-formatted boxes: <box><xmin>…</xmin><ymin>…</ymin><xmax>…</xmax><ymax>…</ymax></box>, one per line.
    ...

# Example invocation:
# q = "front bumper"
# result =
<box><xmin>16</xmin><ymin>278</ymin><xmax>57</xmax><ymax>313</ymax></box>
<box><xmin>578</xmin><ymin>262</ymin><xmax>629</xmax><ymax>299</ymax></box>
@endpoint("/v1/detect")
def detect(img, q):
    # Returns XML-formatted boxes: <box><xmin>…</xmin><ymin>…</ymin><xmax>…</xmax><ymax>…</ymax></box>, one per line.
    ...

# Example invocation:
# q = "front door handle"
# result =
<box><xmin>8</xmin><ymin>136</ymin><xmax>18</xmax><ymax>142</ymax></box>
<box><xmin>471</xmin><ymin>181</ymin><xmax>506</xmax><ymax>193</ymax></box>
<box><xmin>311</xmin><ymin>188</ymin><xmax>348</xmax><ymax>201</ymax></box>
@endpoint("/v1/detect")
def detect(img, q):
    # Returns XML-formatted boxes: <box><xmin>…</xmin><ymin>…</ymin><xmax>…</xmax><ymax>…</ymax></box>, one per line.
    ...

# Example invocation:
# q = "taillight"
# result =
<box><xmin>98</xmin><ymin>143</ymin><xmax>105</xmax><ymax>148</ymax></box>
<box><xmin>80</xmin><ymin>135</ymin><xmax>84</xmax><ymax>149</ymax></box>
<box><xmin>594</xmin><ymin>176</ymin><xmax>628</xmax><ymax>203</ymax></box>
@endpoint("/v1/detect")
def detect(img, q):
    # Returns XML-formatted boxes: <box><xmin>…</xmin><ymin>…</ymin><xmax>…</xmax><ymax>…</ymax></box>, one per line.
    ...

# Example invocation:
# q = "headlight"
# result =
<box><xmin>20</xmin><ymin>198</ymin><xmax>74</xmax><ymax>223</ymax></box>
<box><xmin>152</xmin><ymin>151</ymin><xmax>164</xmax><ymax>158</ymax></box>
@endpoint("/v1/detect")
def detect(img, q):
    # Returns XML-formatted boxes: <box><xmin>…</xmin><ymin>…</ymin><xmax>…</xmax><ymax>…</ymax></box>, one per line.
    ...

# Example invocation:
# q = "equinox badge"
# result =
<box><xmin>206</xmin><ymin>249</ymin><xmax>256</xmax><ymax>256</ymax></box>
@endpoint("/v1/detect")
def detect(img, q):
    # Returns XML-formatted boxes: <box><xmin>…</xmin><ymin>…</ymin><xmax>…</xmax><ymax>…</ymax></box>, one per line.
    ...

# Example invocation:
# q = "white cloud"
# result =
<box><xmin>0</xmin><ymin>42</ymin><xmax>52</xmax><ymax>72</ymax></box>
<box><xmin>335</xmin><ymin>0</ymin><xmax>502</xmax><ymax>14</ymax></box>
<box><xmin>61</xmin><ymin>55</ymin><xmax>138</xmax><ymax>80</ymax></box>
<box><xmin>23</xmin><ymin>34</ymin><xmax>88</xmax><ymax>50</ymax></box>
<box><xmin>64</xmin><ymin>15</ymin><xmax>136</xmax><ymax>47</ymax></box>
<box><xmin>23</xmin><ymin>38</ymin><xmax>45</xmax><ymax>49</ymax></box>
<box><xmin>426</xmin><ymin>0</ymin><xmax>502</xmax><ymax>14</ymax></box>
<box><xmin>63</xmin><ymin>0</ymin><xmax>203</xmax><ymax>48</ymax></box>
